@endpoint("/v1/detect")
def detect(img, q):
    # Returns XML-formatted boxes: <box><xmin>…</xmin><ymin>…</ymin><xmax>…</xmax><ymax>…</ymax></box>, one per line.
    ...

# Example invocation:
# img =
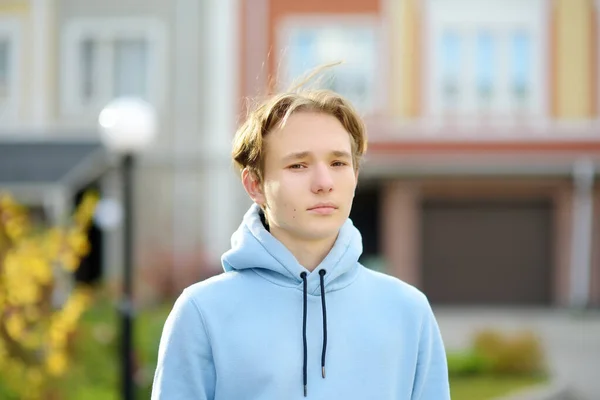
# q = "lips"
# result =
<box><xmin>307</xmin><ymin>203</ymin><xmax>338</xmax><ymax>215</ymax></box>
<box><xmin>308</xmin><ymin>203</ymin><xmax>337</xmax><ymax>211</ymax></box>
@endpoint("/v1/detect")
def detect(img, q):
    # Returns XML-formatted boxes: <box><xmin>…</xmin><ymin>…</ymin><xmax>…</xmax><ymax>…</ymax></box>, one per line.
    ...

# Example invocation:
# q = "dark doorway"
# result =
<box><xmin>73</xmin><ymin>183</ymin><xmax>103</xmax><ymax>285</ymax></box>
<box><xmin>349</xmin><ymin>184</ymin><xmax>380</xmax><ymax>264</ymax></box>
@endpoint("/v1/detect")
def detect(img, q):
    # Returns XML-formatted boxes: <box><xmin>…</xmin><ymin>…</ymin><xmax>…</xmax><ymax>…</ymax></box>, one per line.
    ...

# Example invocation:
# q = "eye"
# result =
<box><xmin>288</xmin><ymin>164</ymin><xmax>306</xmax><ymax>169</ymax></box>
<box><xmin>331</xmin><ymin>161</ymin><xmax>348</xmax><ymax>167</ymax></box>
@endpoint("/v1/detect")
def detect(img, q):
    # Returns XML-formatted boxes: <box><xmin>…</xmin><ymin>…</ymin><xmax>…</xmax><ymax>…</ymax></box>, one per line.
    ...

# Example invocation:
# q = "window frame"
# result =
<box><xmin>0</xmin><ymin>17</ymin><xmax>22</xmax><ymax>122</ymax></box>
<box><xmin>276</xmin><ymin>14</ymin><xmax>386</xmax><ymax>115</ymax></box>
<box><xmin>60</xmin><ymin>17</ymin><xmax>168</xmax><ymax>117</ymax></box>
<box><xmin>424</xmin><ymin>0</ymin><xmax>548</xmax><ymax>121</ymax></box>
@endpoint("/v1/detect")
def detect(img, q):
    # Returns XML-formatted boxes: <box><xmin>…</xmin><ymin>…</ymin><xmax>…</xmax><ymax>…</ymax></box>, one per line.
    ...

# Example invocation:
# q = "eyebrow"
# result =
<box><xmin>282</xmin><ymin>150</ymin><xmax>352</xmax><ymax>163</ymax></box>
<box><xmin>331</xmin><ymin>150</ymin><xmax>352</xmax><ymax>159</ymax></box>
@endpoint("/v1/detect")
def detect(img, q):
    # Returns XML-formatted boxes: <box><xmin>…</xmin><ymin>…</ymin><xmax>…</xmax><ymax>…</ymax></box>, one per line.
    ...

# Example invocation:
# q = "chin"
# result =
<box><xmin>302</xmin><ymin>220</ymin><xmax>344</xmax><ymax>241</ymax></box>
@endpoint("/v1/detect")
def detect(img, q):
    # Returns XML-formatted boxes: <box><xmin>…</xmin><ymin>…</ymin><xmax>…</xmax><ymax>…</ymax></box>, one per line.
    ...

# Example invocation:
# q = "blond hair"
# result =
<box><xmin>232</xmin><ymin>63</ymin><xmax>368</xmax><ymax>183</ymax></box>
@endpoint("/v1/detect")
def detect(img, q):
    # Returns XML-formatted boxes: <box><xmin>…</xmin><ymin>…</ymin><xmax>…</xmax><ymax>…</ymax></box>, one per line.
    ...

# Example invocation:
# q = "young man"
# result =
<box><xmin>151</xmin><ymin>87</ymin><xmax>451</xmax><ymax>399</ymax></box>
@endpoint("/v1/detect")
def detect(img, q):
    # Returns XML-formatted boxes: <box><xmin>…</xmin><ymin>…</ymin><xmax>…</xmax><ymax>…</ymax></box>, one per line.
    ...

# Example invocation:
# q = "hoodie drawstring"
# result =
<box><xmin>318</xmin><ymin>269</ymin><xmax>327</xmax><ymax>379</ymax></box>
<box><xmin>300</xmin><ymin>270</ymin><xmax>328</xmax><ymax>397</ymax></box>
<box><xmin>300</xmin><ymin>272</ymin><xmax>308</xmax><ymax>397</ymax></box>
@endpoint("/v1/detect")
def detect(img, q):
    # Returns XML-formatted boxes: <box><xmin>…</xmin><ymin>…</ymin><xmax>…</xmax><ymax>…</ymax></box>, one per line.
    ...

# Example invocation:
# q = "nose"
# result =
<box><xmin>311</xmin><ymin>163</ymin><xmax>334</xmax><ymax>194</ymax></box>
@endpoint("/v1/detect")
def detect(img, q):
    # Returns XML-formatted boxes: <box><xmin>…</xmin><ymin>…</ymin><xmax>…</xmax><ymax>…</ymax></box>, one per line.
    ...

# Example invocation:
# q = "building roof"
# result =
<box><xmin>0</xmin><ymin>138</ymin><xmax>110</xmax><ymax>202</ymax></box>
<box><xmin>0</xmin><ymin>140</ymin><xmax>105</xmax><ymax>184</ymax></box>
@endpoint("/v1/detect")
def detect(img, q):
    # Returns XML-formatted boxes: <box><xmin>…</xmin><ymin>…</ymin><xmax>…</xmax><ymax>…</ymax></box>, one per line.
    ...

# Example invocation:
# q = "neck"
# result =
<box><xmin>269</xmin><ymin>225</ymin><xmax>338</xmax><ymax>271</ymax></box>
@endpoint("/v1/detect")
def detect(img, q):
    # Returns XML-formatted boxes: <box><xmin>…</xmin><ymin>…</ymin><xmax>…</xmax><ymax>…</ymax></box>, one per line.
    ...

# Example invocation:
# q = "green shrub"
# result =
<box><xmin>473</xmin><ymin>329</ymin><xmax>505</xmax><ymax>356</ymax></box>
<box><xmin>447</xmin><ymin>328</ymin><xmax>547</xmax><ymax>380</ymax></box>
<box><xmin>472</xmin><ymin>329</ymin><xmax>546</xmax><ymax>377</ymax></box>
<box><xmin>447</xmin><ymin>350</ymin><xmax>492</xmax><ymax>377</ymax></box>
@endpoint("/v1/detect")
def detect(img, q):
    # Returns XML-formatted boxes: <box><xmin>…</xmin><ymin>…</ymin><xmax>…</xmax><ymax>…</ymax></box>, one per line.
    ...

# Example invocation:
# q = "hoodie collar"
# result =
<box><xmin>221</xmin><ymin>203</ymin><xmax>363</xmax><ymax>295</ymax></box>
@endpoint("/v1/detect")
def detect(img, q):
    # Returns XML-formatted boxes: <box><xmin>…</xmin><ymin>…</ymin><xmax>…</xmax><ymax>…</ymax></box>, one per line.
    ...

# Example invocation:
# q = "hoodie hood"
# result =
<box><xmin>222</xmin><ymin>203</ymin><xmax>363</xmax><ymax>295</ymax></box>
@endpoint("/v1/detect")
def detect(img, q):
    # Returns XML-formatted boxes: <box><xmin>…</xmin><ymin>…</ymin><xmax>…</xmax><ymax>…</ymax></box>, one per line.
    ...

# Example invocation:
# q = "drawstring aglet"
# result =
<box><xmin>304</xmin><ymin>385</ymin><xmax>307</xmax><ymax>397</ymax></box>
<box><xmin>322</xmin><ymin>366</ymin><xmax>326</xmax><ymax>378</ymax></box>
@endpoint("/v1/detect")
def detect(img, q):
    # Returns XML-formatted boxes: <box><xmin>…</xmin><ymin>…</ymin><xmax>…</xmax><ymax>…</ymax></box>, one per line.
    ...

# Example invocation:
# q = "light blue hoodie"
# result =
<box><xmin>152</xmin><ymin>204</ymin><xmax>450</xmax><ymax>400</ymax></box>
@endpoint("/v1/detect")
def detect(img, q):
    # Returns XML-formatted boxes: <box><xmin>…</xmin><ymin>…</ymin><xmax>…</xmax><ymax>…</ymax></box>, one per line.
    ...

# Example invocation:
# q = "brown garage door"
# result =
<box><xmin>421</xmin><ymin>199</ymin><xmax>553</xmax><ymax>306</ymax></box>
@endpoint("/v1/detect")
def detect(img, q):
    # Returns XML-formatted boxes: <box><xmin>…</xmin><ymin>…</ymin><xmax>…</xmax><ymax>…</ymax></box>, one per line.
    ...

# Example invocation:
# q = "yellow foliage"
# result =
<box><xmin>473</xmin><ymin>328</ymin><xmax>546</xmax><ymax>376</ymax></box>
<box><xmin>5</xmin><ymin>313</ymin><xmax>26</xmax><ymax>340</ymax></box>
<box><xmin>46</xmin><ymin>351</ymin><xmax>68</xmax><ymax>376</ymax></box>
<box><xmin>0</xmin><ymin>191</ymin><xmax>99</xmax><ymax>398</ymax></box>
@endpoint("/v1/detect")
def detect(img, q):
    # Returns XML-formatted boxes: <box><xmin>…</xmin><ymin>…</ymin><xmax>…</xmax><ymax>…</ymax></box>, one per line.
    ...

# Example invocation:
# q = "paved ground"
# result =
<box><xmin>433</xmin><ymin>307</ymin><xmax>600</xmax><ymax>400</ymax></box>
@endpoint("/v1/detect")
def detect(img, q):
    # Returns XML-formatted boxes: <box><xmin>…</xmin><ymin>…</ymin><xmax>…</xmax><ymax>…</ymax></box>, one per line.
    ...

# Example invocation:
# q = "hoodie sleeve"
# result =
<box><xmin>410</xmin><ymin>297</ymin><xmax>451</xmax><ymax>400</ymax></box>
<box><xmin>151</xmin><ymin>289</ymin><xmax>216</xmax><ymax>400</ymax></box>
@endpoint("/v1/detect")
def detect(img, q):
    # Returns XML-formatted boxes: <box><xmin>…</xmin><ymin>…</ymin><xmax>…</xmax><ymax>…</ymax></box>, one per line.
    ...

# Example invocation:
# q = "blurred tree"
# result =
<box><xmin>0</xmin><ymin>191</ymin><xmax>98</xmax><ymax>399</ymax></box>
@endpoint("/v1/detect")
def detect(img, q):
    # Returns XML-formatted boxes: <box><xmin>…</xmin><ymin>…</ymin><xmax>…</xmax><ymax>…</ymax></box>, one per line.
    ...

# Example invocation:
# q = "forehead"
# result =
<box><xmin>265</xmin><ymin>111</ymin><xmax>352</xmax><ymax>156</ymax></box>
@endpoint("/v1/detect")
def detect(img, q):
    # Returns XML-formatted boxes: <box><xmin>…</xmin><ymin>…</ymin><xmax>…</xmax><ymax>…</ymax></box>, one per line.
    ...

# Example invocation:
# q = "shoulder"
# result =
<box><xmin>165</xmin><ymin>270</ymin><xmax>247</xmax><ymax>318</ymax></box>
<box><xmin>160</xmin><ymin>271</ymin><xmax>247</xmax><ymax>335</ymax></box>
<box><xmin>358</xmin><ymin>265</ymin><xmax>431</xmax><ymax>311</ymax></box>
<box><xmin>181</xmin><ymin>270</ymin><xmax>247</xmax><ymax>304</ymax></box>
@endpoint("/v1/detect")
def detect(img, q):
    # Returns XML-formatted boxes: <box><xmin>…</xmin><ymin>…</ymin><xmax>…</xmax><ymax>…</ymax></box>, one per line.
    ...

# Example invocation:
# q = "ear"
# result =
<box><xmin>242</xmin><ymin>168</ymin><xmax>266</xmax><ymax>206</ymax></box>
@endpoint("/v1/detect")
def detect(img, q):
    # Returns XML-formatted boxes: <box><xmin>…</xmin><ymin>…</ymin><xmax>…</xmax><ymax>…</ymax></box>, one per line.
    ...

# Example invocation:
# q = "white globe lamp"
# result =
<box><xmin>98</xmin><ymin>97</ymin><xmax>157</xmax><ymax>153</ymax></box>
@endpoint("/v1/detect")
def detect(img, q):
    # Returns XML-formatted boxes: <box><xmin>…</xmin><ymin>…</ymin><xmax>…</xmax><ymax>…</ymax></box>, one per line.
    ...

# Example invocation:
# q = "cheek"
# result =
<box><xmin>339</xmin><ymin>172</ymin><xmax>358</xmax><ymax>192</ymax></box>
<box><xmin>264</xmin><ymin>181</ymin><xmax>303</xmax><ymax>221</ymax></box>
<box><xmin>264</xmin><ymin>180</ymin><xmax>296</xmax><ymax>209</ymax></box>
<box><xmin>263</xmin><ymin>179</ymin><xmax>283</xmax><ymax>203</ymax></box>
<box><xmin>266</xmin><ymin>174</ymin><xmax>300</xmax><ymax>197</ymax></box>
<box><xmin>342</xmin><ymin>184</ymin><xmax>359</xmax><ymax>209</ymax></box>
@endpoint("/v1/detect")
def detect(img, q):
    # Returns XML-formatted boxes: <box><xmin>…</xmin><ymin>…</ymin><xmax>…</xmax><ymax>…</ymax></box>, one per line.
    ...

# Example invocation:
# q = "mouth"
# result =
<box><xmin>307</xmin><ymin>203</ymin><xmax>338</xmax><ymax>214</ymax></box>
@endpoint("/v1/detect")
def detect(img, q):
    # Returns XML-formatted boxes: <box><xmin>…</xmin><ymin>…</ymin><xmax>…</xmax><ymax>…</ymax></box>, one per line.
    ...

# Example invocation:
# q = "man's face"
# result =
<box><xmin>246</xmin><ymin>111</ymin><xmax>358</xmax><ymax>243</ymax></box>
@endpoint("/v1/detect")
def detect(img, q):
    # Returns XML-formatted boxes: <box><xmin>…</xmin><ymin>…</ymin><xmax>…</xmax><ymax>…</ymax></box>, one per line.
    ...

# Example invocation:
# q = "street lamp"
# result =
<box><xmin>98</xmin><ymin>97</ymin><xmax>157</xmax><ymax>400</ymax></box>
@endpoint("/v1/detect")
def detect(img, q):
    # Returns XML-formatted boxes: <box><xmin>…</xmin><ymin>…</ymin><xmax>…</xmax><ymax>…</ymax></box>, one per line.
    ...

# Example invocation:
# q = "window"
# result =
<box><xmin>85</xmin><ymin>38</ymin><xmax>149</xmax><ymax>103</ymax></box>
<box><xmin>278</xmin><ymin>17</ymin><xmax>381</xmax><ymax>114</ymax></box>
<box><xmin>426</xmin><ymin>0</ymin><xmax>546</xmax><ymax>119</ymax></box>
<box><xmin>61</xmin><ymin>18</ymin><xmax>167</xmax><ymax>116</ymax></box>
<box><xmin>434</xmin><ymin>28</ymin><xmax>533</xmax><ymax>116</ymax></box>
<box><xmin>113</xmin><ymin>39</ymin><xmax>148</xmax><ymax>98</ymax></box>
<box><xmin>80</xmin><ymin>38</ymin><xmax>96</xmax><ymax>103</ymax></box>
<box><xmin>0</xmin><ymin>18</ymin><xmax>20</xmax><ymax>120</ymax></box>
<box><xmin>0</xmin><ymin>40</ymin><xmax>9</xmax><ymax>102</ymax></box>
<box><xmin>510</xmin><ymin>31</ymin><xmax>531</xmax><ymax>106</ymax></box>
<box><xmin>77</xmin><ymin>37</ymin><xmax>149</xmax><ymax>106</ymax></box>
<box><xmin>475</xmin><ymin>30</ymin><xmax>495</xmax><ymax>103</ymax></box>
<box><xmin>440</xmin><ymin>30</ymin><xmax>462</xmax><ymax>106</ymax></box>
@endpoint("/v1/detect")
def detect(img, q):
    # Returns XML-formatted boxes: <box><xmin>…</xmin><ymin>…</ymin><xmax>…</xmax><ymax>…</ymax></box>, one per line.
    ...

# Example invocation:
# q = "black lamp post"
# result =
<box><xmin>121</xmin><ymin>152</ymin><xmax>135</xmax><ymax>400</ymax></box>
<box><xmin>99</xmin><ymin>98</ymin><xmax>158</xmax><ymax>400</ymax></box>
